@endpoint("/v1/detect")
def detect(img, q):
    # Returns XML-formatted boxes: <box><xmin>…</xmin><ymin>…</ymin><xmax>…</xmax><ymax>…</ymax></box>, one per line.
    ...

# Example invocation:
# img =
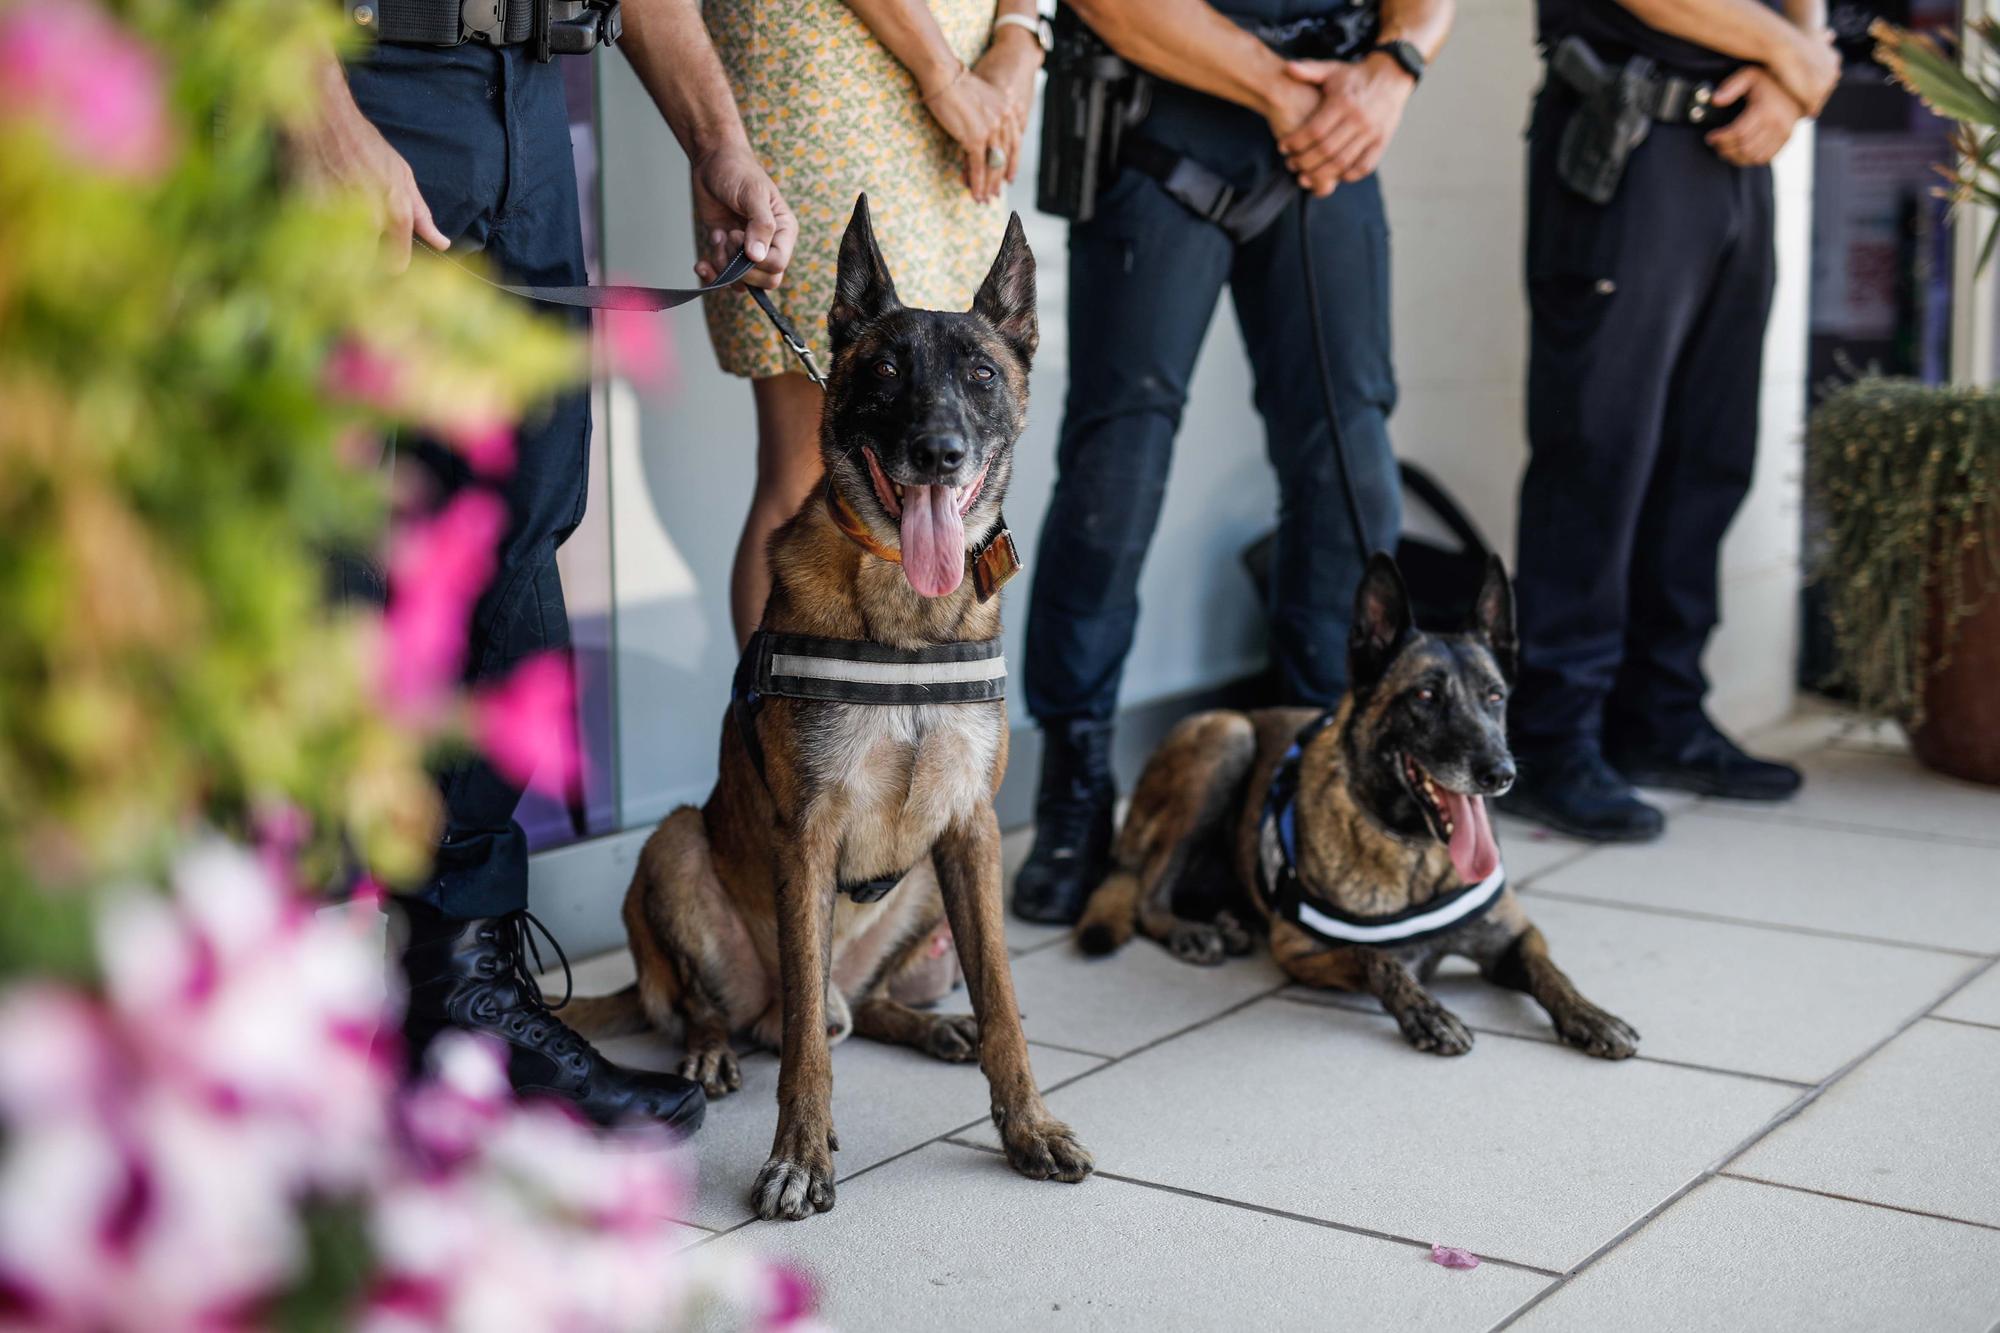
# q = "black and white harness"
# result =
<box><xmin>729</xmin><ymin>629</ymin><xmax>1006</xmax><ymax>903</ymax></box>
<box><xmin>1256</xmin><ymin>712</ymin><xmax>1506</xmax><ymax>946</ymax></box>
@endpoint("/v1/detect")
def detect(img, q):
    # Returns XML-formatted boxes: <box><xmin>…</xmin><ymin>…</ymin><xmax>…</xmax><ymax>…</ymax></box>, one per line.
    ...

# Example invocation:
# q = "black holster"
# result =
<box><xmin>1550</xmin><ymin>36</ymin><xmax>1654</xmax><ymax>205</ymax></box>
<box><xmin>1035</xmin><ymin>6</ymin><xmax>1151</xmax><ymax>224</ymax></box>
<box><xmin>1036</xmin><ymin>4</ymin><xmax>1376</xmax><ymax>232</ymax></box>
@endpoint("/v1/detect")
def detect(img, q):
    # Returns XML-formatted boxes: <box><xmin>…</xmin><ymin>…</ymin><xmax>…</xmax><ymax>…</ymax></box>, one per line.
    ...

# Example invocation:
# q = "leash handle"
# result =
<box><xmin>420</xmin><ymin>241</ymin><xmax>825</xmax><ymax>383</ymax></box>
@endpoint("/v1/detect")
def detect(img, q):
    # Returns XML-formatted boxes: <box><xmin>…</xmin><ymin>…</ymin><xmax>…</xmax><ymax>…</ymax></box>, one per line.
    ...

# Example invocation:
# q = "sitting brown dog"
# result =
<box><xmin>566</xmin><ymin>196</ymin><xmax>1091</xmax><ymax>1220</ymax></box>
<box><xmin>1076</xmin><ymin>554</ymin><xmax>1638</xmax><ymax>1061</ymax></box>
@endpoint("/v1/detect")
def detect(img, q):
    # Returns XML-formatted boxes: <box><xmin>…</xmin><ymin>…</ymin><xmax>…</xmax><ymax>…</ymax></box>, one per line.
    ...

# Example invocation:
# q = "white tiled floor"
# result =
<box><xmin>587</xmin><ymin>707</ymin><xmax>2000</xmax><ymax>1330</ymax></box>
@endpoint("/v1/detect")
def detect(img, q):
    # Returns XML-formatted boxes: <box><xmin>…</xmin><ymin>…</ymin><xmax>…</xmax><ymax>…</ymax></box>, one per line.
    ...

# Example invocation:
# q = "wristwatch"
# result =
<box><xmin>1373</xmin><ymin>38</ymin><xmax>1426</xmax><ymax>85</ymax></box>
<box><xmin>993</xmin><ymin>10</ymin><xmax>1053</xmax><ymax>53</ymax></box>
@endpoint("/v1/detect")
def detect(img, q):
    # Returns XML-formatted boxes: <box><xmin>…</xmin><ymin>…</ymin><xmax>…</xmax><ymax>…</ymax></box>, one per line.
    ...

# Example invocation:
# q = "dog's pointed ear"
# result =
<box><xmin>1468</xmin><ymin>554</ymin><xmax>1517</xmax><ymax>683</ymax></box>
<box><xmin>1349</xmin><ymin>551</ymin><xmax>1414</xmax><ymax>689</ymax></box>
<box><xmin>972</xmin><ymin>212</ymin><xmax>1037</xmax><ymax>362</ymax></box>
<box><xmin>830</xmin><ymin>193</ymin><xmax>900</xmax><ymax>348</ymax></box>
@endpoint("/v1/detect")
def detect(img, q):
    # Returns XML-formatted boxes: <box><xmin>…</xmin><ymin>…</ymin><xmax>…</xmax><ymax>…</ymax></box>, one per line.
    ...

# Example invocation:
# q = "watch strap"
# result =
<box><xmin>1375</xmin><ymin>38</ymin><xmax>1425</xmax><ymax>84</ymax></box>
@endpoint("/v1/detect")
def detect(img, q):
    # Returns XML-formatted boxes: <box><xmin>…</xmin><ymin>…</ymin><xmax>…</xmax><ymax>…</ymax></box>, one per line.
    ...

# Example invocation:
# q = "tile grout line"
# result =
<box><xmin>1924</xmin><ymin>1014</ymin><xmax>2000</xmax><ymax>1034</ymax></box>
<box><xmin>1485</xmin><ymin>952</ymin><xmax>2000</xmax><ymax>1332</ymax></box>
<box><xmin>1269</xmin><ymin>991</ymin><xmax>1815</xmax><ymax>1089</ymax></box>
<box><xmin>1714</xmin><ymin>1171</ymin><xmax>2000</xmax><ymax>1234</ymax></box>
<box><xmin>693</xmin><ymin>982</ymin><xmax>1290</xmax><ymax>1242</ymax></box>
<box><xmin>1026</xmin><ymin>1036</ymin><xmax>1119</xmax><ymax>1062</ymax></box>
<box><xmin>939</xmin><ymin>1138</ymin><xmax>1567</xmax><ymax>1279</ymax></box>
<box><xmin>1691</xmin><ymin>802</ymin><xmax>2000</xmax><ymax>852</ymax></box>
<box><xmin>1515</xmin><ymin>885</ymin><xmax>1997</xmax><ymax>959</ymax></box>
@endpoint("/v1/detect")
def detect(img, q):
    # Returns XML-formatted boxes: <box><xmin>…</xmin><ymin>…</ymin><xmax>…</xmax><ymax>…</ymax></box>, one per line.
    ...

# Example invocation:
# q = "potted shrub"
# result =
<box><xmin>1809</xmin><ymin>379</ymin><xmax>2000</xmax><ymax>784</ymax></box>
<box><xmin>1793</xmin><ymin>25</ymin><xmax>2000</xmax><ymax>786</ymax></box>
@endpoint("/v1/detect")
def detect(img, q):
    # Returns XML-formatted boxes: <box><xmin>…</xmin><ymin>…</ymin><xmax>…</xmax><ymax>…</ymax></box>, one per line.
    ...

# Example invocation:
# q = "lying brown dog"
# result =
<box><xmin>1077</xmin><ymin>555</ymin><xmax>1638</xmax><ymax>1061</ymax></box>
<box><xmin>568</xmin><ymin>196</ymin><xmax>1091</xmax><ymax>1220</ymax></box>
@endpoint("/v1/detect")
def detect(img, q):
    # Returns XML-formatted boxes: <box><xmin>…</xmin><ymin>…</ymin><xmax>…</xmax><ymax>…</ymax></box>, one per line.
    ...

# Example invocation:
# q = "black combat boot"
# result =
<box><xmin>1012</xmin><ymin>718</ymin><xmax>1116</xmax><ymax>925</ymax></box>
<box><xmin>398</xmin><ymin>903</ymin><xmax>704</xmax><ymax>1133</ymax></box>
<box><xmin>1497</xmin><ymin>741</ymin><xmax>1667</xmax><ymax>844</ymax></box>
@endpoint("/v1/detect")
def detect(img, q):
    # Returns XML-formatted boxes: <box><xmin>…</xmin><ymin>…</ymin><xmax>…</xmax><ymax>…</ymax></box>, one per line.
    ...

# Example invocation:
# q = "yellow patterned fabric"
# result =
<box><xmin>701</xmin><ymin>0</ymin><xmax>1008</xmax><ymax>379</ymax></box>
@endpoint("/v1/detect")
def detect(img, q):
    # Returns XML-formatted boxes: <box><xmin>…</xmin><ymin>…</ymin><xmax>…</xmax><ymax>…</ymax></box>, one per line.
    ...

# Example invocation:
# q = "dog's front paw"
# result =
<box><xmin>996</xmin><ymin>1110</ymin><xmax>1094</xmax><ymax>1183</ymax></box>
<box><xmin>1168</xmin><ymin>923</ymin><xmax>1230</xmax><ymax>967</ymax></box>
<box><xmin>923</xmin><ymin>1013</ymin><xmax>980</xmax><ymax>1063</ymax></box>
<box><xmin>1396</xmin><ymin>1002</ymin><xmax>1473</xmax><ymax>1056</ymax></box>
<box><xmin>1214</xmin><ymin>911</ymin><xmax>1255</xmax><ymax>957</ymax></box>
<box><xmin>1554</xmin><ymin>1002</ymin><xmax>1639</xmax><ymax>1060</ymax></box>
<box><xmin>678</xmin><ymin>1044</ymin><xmax>742</xmax><ymax>1097</ymax></box>
<box><xmin>752</xmin><ymin>1151</ymin><xmax>836</xmax><ymax>1221</ymax></box>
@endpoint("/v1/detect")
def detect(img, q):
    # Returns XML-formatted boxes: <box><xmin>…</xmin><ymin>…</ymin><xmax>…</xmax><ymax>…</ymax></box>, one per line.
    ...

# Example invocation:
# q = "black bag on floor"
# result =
<box><xmin>1241</xmin><ymin>461</ymin><xmax>1496</xmax><ymax>633</ymax></box>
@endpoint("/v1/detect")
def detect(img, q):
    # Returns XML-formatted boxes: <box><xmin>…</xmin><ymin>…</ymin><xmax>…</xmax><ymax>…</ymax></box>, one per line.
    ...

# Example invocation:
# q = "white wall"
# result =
<box><xmin>545</xmin><ymin>17</ymin><xmax>1810</xmax><ymax>932</ymax></box>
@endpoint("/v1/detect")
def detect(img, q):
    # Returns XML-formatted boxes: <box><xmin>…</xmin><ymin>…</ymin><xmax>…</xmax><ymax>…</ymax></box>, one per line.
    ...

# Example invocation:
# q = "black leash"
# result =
<box><xmin>1296</xmin><ymin>189</ymin><xmax>1375</xmax><ymax>561</ymax></box>
<box><xmin>422</xmin><ymin>241</ymin><xmax>827</xmax><ymax>386</ymax></box>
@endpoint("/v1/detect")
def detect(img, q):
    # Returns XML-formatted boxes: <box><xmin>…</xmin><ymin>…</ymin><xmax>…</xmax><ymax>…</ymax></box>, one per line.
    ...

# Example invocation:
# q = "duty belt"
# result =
<box><xmin>349</xmin><ymin>0</ymin><xmax>620</xmax><ymax>57</ymax></box>
<box><xmin>1550</xmin><ymin>35</ymin><xmax>1717</xmax><ymax>125</ymax></box>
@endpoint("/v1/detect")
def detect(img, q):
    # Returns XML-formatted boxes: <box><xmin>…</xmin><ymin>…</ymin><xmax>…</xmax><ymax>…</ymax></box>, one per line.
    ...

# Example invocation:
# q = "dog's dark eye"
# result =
<box><xmin>1486</xmin><ymin>688</ymin><xmax>1504</xmax><ymax>705</ymax></box>
<box><xmin>972</xmin><ymin>364</ymin><xmax>996</xmax><ymax>383</ymax></box>
<box><xmin>873</xmin><ymin>359</ymin><xmax>898</xmax><ymax>379</ymax></box>
<box><xmin>1415</xmin><ymin>688</ymin><xmax>1435</xmax><ymax>704</ymax></box>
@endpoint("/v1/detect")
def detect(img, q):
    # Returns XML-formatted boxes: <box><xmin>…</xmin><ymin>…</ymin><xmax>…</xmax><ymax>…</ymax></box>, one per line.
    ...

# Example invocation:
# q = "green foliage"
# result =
<box><xmin>1808</xmin><ymin>378</ymin><xmax>2000</xmax><ymax>723</ymax></box>
<box><xmin>0</xmin><ymin>0</ymin><xmax>581</xmax><ymax>971</ymax></box>
<box><xmin>1875</xmin><ymin>18</ymin><xmax>2000</xmax><ymax>271</ymax></box>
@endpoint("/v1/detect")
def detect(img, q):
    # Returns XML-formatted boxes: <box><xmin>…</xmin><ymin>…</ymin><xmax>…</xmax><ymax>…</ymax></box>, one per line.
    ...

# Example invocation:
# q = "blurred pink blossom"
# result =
<box><xmin>0</xmin><ymin>843</ymin><xmax>814</xmax><ymax>1331</ymax></box>
<box><xmin>473</xmin><ymin>651</ymin><xmax>581</xmax><ymax>797</ymax></box>
<box><xmin>379</xmin><ymin>490</ymin><xmax>508</xmax><ymax>717</ymax></box>
<box><xmin>325</xmin><ymin>339</ymin><xmax>405</xmax><ymax>413</ymax></box>
<box><xmin>444</xmin><ymin>420</ymin><xmax>517</xmax><ymax>480</ymax></box>
<box><xmin>0</xmin><ymin>1</ymin><xmax>173</xmax><ymax>178</ymax></box>
<box><xmin>601</xmin><ymin>305</ymin><xmax>676</xmax><ymax>393</ymax></box>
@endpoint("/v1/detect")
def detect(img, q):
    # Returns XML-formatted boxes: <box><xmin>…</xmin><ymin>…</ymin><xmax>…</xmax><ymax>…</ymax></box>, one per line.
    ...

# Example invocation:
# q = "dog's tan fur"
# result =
<box><xmin>568</xmin><ymin>202</ymin><xmax>1089</xmax><ymax>1220</ymax></box>
<box><xmin>1077</xmin><ymin>562</ymin><xmax>1638</xmax><ymax>1060</ymax></box>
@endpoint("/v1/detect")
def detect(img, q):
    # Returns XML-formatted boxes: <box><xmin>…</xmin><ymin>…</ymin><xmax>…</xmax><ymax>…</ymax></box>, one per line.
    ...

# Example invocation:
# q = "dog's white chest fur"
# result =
<box><xmin>804</xmin><ymin>700</ymin><xmax>1003</xmax><ymax>883</ymax></box>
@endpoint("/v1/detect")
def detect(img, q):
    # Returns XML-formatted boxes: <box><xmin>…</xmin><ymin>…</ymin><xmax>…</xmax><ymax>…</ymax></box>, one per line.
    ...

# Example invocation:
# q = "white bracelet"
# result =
<box><xmin>992</xmin><ymin>12</ymin><xmax>1048</xmax><ymax>48</ymax></box>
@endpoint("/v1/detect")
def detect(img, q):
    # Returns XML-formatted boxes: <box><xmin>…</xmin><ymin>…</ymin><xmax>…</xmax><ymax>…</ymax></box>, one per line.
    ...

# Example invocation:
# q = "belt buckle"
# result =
<box><xmin>462</xmin><ymin>0</ymin><xmax>504</xmax><ymax>42</ymax></box>
<box><xmin>1205</xmin><ymin>183</ymin><xmax>1237</xmax><ymax>224</ymax></box>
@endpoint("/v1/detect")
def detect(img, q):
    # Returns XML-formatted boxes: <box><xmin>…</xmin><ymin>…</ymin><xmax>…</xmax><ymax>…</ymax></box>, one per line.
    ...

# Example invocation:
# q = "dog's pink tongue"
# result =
<box><xmin>1443</xmin><ymin>790</ymin><xmax>1500</xmax><ymax>885</ymax></box>
<box><xmin>898</xmin><ymin>483</ymin><xmax>965</xmax><ymax>598</ymax></box>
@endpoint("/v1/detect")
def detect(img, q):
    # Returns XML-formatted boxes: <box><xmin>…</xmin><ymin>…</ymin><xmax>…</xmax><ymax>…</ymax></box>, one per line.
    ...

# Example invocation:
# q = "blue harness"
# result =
<box><xmin>1256</xmin><ymin>713</ymin><xmax>1506</xmax><ymax>946</ymax></box>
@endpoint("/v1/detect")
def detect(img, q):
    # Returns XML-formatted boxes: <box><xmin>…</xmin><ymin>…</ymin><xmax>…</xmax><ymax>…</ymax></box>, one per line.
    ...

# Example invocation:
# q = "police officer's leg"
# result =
<box><xmin>1229</xmin><ymin>177</ymin><xmax>1401</xmax><ymax>704</ymax></box>
<box><xmin>350</xmin><ymin>43</ymin><xmax>701</xmax><ymax>1129</ymax></box>
<box><xmin>1504</xmin><ymin>100</ymin><xmax>1725</xmax><ymax>841</ymax></box>
<box><xmin>1014</xmin><ymin>170</ymin><xmax>1234</xmax><ymax>924</ymax></box>
<box><xmin>1605</xmin><ymin>163</ymin><xmax>1800</xmax><ymax>799</ymax></box>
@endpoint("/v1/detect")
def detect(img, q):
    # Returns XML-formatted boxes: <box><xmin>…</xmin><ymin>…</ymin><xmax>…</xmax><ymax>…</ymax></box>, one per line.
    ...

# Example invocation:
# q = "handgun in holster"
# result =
<box><xmin>1549</xmin><ymin>35</ymin><xmax>1655</xmax><ymax>205</ymax></box>
<box><xmin>1035</xmin><ymin>5</ymin><xmax>1152</xmax><ymax>224</ymax></box>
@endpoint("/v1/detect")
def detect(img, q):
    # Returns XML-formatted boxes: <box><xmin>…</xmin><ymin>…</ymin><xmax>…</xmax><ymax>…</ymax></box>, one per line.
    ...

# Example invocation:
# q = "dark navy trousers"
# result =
<box><xmin>347</xmin><ymin>42</ymin><xmax>590</xmax><ymax>918</ymax></box>
<box><xmin>1022</xmin><ymin>107</ymin><xmax>1401</xmax><ymax>722</ymax></box>
<box><xmin>1512</xmin><ymin>84</ymin><xmax>1774</xmax><ymax>752</ymax></box>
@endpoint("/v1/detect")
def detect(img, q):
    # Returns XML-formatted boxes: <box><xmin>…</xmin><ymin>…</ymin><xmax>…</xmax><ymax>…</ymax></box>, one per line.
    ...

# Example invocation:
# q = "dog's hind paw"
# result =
<box><xmin>1168</xmin><ymin>923</ymin><xmax>1230</xmax><ymax>967</ymax></box>
<box><xmin>752</xmin><ymin>1155</ymin><xmax>836</xmax><ymax>1221</ymax></box>
<box><xmin>1396</xmin><ymin>1002</ymin><xmax>1474</xmax><ymax>1056</ymax></box>
<box><xmin>1555</xmin><ymin>1003</ymin><xmax>1639</xmax><ymax>1060</ymax></box>
<box><xmin>998</xmin><ymin>1114</ymin><xmax>1094</xmax><ymax>1184</ymax></box>
<box><xmin>678</xmin><ymin>1045</ymin><xmax>743</xmax><ymax>1097</ymax></box>
<box><xmin>922</xmin><ymin>1013</ymin><xmax>980</xmax><ymax>1063</ymax></box>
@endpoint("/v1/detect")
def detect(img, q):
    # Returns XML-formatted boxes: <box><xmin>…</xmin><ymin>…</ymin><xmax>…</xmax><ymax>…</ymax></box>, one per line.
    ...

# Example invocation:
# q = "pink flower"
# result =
<box><xmin>443</xmin><ymin>421</ymin><xmax>516</xmax><ymax>480</ymax></box>
<box><xmin>472</xmin><ymin>651</ymin><xmax>581</xmax><ymax>797</ymax></box>
<box><xmin>1430</xmin><ymin>1243</ymin><xmax>1481</xmax><ymax>1270</ymax></box>
<box><xmin>378</xmin><ymin>490</ymin><xmax>508</xmax><ymax>716</ymax></box>
<box><xmin>601</xmin><ymin>306</ymin><xmax>676</xmax><ymax>393</ymax></box>
<box><xmin>325</xmin><ymin>339</ymin><xmax>405</xmax><ymax>413</ymax></box>
<box><xmin>0</xmin><ymin>1</ymin><xmax>173</xmax><ymax>178</ymax></box>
